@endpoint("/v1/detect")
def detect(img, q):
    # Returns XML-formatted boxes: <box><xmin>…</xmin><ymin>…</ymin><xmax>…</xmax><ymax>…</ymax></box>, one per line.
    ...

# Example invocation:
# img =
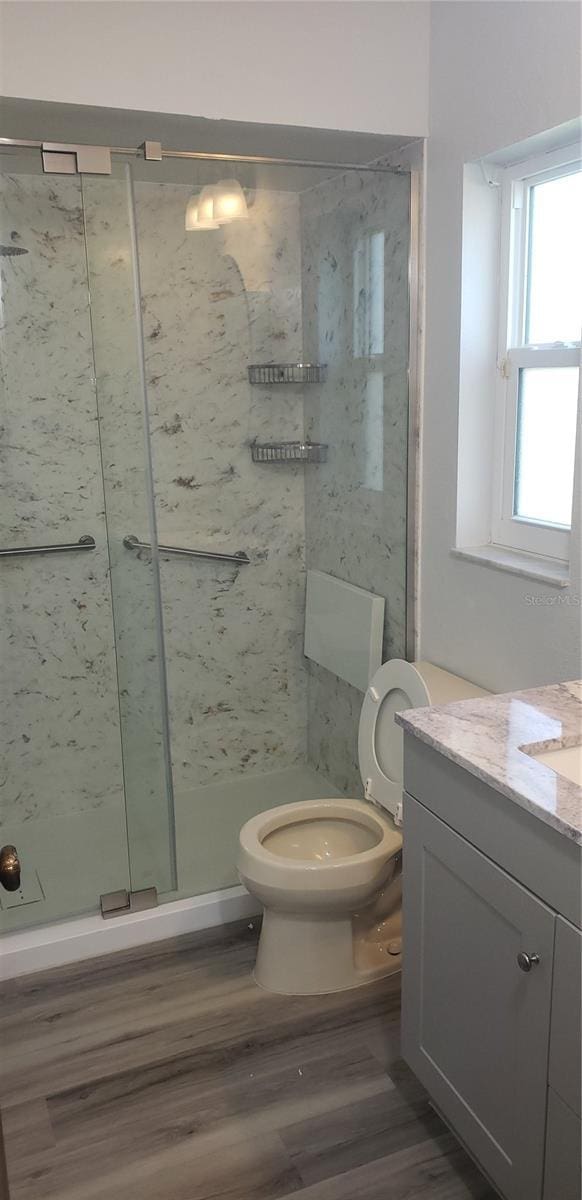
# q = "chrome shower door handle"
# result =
<box><xmin>0</xmin><ymin>534</ymin><xmax>96</xmax><ymax>558</ymax></box>
<box><xmin>124</xmin><ymin>534</ymin><xmax>250</xmax><ymax>565</ymax></box>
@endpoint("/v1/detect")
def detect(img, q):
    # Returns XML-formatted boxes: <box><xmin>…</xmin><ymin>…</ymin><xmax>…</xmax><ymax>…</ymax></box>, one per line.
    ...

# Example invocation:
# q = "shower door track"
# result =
<box><xmin>0</xmin><ymin>137</ymin><xmax>405</xmax><ymax>174</ymax></box>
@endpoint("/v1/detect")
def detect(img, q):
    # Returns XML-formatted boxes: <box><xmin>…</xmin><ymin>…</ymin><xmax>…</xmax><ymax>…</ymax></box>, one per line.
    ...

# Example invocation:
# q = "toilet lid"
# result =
<box><xmin>358</xmin><ymin>659</ymin><xmax>430</xmax><ymax>817</ymax></box>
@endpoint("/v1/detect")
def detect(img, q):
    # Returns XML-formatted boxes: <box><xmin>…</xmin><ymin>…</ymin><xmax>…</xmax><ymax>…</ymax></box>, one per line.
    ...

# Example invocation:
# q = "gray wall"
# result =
<box><xmin>0</xmin><ymin>1</ymin><xmax>430</xmax><ymax>137</ymax></box>
<box><xmin>420</xmin><ymin>1</ymin><xmax>582</xmax><ymax>691</ymax></box>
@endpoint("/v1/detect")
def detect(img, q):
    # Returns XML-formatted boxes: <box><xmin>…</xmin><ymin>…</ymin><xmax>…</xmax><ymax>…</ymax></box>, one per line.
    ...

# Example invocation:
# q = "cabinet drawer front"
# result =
<box><xmin>402</xmin><ymin>795</ymin><xmax>555</xmax><ymax>1200</ymax></box>
<box><xmin>543</xmin><ymin>1089</ymin><xmax>581</xmax><ymax>1200</ymax></box>
<box><xmin>549</xmin><ymin>918</ymin><xmax>582</xmax><ymax>1116</ymax></box>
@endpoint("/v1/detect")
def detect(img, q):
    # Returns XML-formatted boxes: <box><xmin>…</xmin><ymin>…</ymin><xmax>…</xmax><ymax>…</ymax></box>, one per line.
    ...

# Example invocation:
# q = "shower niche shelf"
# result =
<box><xmin>248</xmin><ymin>363</ymin><xmax>326</xmax><ymax>386</ymax></box>
<box><xmin>251</xmin><ymin>440</ymin><xmax>328</xmax><ymax>465</ymax></box>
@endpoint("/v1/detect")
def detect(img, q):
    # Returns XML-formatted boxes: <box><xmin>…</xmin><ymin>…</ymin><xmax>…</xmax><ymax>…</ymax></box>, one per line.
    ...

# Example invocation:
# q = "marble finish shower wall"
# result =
<box><xmin>134</xmin><ymin>184</ymin><xmax>308</xmax><ymax>794</ymax></box>
<box><xmin>300</xmin><ymin>169</ymin><xmax>410</xmax><ymax>794</ymax></box>
<box><xmin>0</xmin><ymin>174</ymin><xmax>128</xmax><ymax>894</ymax></box>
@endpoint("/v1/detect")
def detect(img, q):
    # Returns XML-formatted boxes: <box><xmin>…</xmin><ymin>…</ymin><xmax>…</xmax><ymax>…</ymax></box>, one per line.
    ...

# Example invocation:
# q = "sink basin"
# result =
<box><xmin>529</xmin><ymin>744</ymin><xmax>582</xmax><ymax>786</ymax></box>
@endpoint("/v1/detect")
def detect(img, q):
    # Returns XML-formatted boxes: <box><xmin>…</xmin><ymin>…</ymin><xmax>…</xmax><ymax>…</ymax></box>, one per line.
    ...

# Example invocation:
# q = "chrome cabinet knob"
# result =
<box><xmin>517</xmin><ymin>951</ymin><xmax>540</xmax><ymax>973</ymax></box>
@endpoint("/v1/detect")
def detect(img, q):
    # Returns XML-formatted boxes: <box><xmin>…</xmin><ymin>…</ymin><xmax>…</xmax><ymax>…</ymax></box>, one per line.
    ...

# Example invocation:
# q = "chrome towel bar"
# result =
<box><xmin>0</xmin><ymin>534</ymin><xmax>96</xmax><ymax>558</ymax></box>
<box><xmin>123</xmin><ymin>534</ymin><xmax>250</xmax><ymax>565</ymax></box>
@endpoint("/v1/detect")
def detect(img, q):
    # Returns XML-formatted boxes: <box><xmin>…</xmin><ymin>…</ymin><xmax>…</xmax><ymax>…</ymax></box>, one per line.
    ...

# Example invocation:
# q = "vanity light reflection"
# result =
<box><xmin>185</xmin><ymin>180</ymin><xmax>249</xmax><ymax>231</ymax></box>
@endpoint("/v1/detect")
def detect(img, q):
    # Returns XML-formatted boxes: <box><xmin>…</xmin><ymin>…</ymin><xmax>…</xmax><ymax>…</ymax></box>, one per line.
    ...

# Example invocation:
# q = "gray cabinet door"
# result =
<box><xmin>543</xmin><ymin>1089</ymin><xmax>582</xmax><ymax>1200</ymax></box>
<box><xmin>402</xmin><ymin>795</ymin><xmax>555</xmax><ymax>1200</ymax></box>
<box><xmin>549</xmin><ymin>917</ymin><xmax>581</xmax><ymax>1117</ymax></box>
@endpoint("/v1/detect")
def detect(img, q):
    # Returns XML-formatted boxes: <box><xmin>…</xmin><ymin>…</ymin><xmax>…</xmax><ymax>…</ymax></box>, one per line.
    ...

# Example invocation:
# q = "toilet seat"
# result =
<box><xmin>239</xmin><ymin>798</ymin><xmax>402</xmax><ymax>894</ymax></box>
<box><xmin>358</xmin><ymin>659</ymin><xmax>429</xmax><ymax>820</ymax></box>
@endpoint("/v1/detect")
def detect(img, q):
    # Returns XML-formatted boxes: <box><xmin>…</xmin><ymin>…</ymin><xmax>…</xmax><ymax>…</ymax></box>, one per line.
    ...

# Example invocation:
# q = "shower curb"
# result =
<box><xmin>0</xmin><ymin>886</ymin><xmax>260</xmax><ymax>979</ymax></box>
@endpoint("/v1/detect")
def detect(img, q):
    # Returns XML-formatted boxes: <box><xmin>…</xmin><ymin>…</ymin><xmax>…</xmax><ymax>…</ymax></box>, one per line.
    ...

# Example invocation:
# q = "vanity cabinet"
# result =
<box><xmin>403</xmin><ymin>796</ymin><xmax>555</xmax><ymax>1200</ymax></box>
<box><xmin>401</xmin><ymin>738</ymin><xmax>582</xmax><ymax>1200</ymax></box>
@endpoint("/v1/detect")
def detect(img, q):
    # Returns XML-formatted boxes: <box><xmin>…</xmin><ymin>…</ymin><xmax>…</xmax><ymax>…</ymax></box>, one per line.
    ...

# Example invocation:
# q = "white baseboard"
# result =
<box><xmin>0</xmin><ymin>886</ymin><xmax>260</xmax><ymax>980</ymax></box>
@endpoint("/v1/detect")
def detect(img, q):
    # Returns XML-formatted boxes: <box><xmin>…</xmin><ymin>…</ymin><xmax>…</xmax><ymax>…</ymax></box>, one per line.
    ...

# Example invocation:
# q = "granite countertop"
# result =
<box><xmin>396</xmin><ymin>680</ymin><xmax>582</xmax><ymax>844</ymax></box>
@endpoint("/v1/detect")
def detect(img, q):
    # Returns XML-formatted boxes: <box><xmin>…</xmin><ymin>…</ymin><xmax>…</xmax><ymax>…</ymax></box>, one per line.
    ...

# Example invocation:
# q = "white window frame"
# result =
<box><xmin>491</xmin><ymin>144</ymin><xmax>581</xmax><ymax>562</ymax></box>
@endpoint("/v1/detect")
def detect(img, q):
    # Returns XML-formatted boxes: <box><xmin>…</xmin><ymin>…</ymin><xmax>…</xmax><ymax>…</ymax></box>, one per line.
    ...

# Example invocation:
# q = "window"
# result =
<box><xmin>492</xmin><ymin>147</ymin><xmax>581</xmax><ymax>561</ymax></box>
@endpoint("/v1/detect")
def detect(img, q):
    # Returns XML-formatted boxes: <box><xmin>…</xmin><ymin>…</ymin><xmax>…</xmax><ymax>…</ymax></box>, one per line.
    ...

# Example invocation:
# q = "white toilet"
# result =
<box><xmin>238</xmin><ymin>659</ymin><xmax>490</xmax><ymax>995</ymax></box>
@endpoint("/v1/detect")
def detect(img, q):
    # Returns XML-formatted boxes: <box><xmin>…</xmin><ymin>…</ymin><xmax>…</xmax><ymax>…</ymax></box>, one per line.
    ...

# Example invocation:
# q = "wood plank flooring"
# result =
<box><xmin>0</xmin><ymin>921</ymin><xmax>497</xmax><ymax>1199</ymax></box>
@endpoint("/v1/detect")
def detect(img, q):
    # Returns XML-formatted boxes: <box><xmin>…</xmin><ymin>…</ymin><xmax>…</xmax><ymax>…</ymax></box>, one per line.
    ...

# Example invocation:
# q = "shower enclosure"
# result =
<box><xmin>0</xmin><ymin>127</ymin><xmax>418</xmax><ymax>937</ymax></box>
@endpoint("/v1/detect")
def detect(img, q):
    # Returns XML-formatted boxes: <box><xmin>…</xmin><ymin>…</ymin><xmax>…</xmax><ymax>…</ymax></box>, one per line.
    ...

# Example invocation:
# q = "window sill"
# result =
<box><xmin>452</xmin><ymin>544</ymin><xmax>570</xmax><ymax>588</ymax></box>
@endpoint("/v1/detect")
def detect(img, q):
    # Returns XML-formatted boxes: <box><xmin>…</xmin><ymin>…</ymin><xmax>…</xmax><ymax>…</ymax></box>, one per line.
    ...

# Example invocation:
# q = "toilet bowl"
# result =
<box><xmin>238</xmin><ymin>659</ymin><xmax>490</xmax><ymax>995</ymax></box>
<box><xmin>239</xmin><ymin>798</ymin><xmax>402</xmax><ymax>995</ymax></box>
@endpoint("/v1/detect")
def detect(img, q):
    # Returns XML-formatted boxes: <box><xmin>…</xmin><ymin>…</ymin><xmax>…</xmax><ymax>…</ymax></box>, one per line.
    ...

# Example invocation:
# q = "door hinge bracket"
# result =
<box><xmin>100</xmin><ymin>886</ymin><xmax>158</xmax><ymax>919</ymax></box>
<box><xmin>42</xmin><ymin>142</ymin><xmax>112</xmax><ymax>175</ymax></box>
<box><xmin>141</xmin><ymin>140</ymin><xmax>162</xmax><ymax>161</ymax></box>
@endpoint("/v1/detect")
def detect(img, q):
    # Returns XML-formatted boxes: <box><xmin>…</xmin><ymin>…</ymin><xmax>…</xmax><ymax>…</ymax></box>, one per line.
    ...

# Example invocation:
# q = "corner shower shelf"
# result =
<box><xmin>251</xmin><ymin>440</ymin><xmax>328</xmax><ymax>465</ymax></box>
<box><xmin>247</xmin><ymin>363</ymin><xmax>326</xmax><ymax>386</ymax></box>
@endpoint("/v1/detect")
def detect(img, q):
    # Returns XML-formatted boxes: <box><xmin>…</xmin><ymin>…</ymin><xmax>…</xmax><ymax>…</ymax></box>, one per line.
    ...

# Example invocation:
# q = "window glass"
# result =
<box><xmin>514</xmin><ymin>366</ymin><xmax>578</xmax><ymax>527</ymax></box>
<box><xmin>525</xmin><ymin>169</ymin><xmax>582</xmax><ymax>345</ymax></box>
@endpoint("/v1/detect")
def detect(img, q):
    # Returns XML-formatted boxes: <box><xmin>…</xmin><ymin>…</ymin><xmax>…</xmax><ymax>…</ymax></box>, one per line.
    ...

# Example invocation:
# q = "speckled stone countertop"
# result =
<box><xmin>396</xmin><ymin>681</ymin><xmax>582</xmax><ymax>844</ymax></box>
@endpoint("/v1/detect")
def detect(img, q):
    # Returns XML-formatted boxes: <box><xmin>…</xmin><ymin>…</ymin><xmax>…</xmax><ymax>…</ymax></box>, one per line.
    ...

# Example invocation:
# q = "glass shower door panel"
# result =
<box><xmin>81</xmin><ymin>163</ymin><xmax>176</xmax><ymax>896</ymax></box>
<box><xmin>302</xmin><ymin>168</ymin><xmax>411</xmax><ymax>794</ymax></box>
<box><xmin>0</xmin><ymin>162</ymin><xmax>130</xmax><ymax>928</ymax></box>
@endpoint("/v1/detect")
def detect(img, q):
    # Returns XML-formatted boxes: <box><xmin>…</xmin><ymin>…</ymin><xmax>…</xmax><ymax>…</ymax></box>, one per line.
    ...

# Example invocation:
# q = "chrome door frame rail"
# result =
<box><xmin>0</xmin><ymin>534</ymin><xmax>96</xmax><ymax>558</ymax></box>
<box><xmin>124</xmin><ymin>534</ymin><xmax>250</xmax><ymax>565</ymax></box>
<box><xmin>0</xmin><ymin>137</ymin><xmax>403</xmax><ymax>175</ymax></box>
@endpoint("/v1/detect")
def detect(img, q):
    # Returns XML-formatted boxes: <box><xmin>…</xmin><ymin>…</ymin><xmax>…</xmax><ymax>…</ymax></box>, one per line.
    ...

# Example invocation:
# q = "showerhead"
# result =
<box><xmin>0</xmin><ymin>244</ymin><xmax>28</xmax><ymax>257</ymax></box>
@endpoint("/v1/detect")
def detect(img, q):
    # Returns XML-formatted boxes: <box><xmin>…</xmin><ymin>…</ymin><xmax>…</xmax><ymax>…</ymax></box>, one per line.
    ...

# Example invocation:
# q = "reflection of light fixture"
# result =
<box><xmin>185</xmin><ymin>191</ymin><xmax>219</xmax><ymax>231</ymax></box>
<box><xmin>185</xmin><ymin>180</ymin><xmax>248</xmax><ymax>231</ymax></box>
<box><xmin>213</xmin><ymin>180</ymin><xmax>249</xmax><ymax>223</ymax></box>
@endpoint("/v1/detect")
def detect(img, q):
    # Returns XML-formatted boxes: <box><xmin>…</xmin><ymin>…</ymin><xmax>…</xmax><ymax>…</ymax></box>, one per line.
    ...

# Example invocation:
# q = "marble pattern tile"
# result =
<box><xmin>133</xmin><ymin>183</ymin><xmax>309</xmax><ymax>792</ymax></box>
<box><xmin>305</xmin><ymin>664</ymin><xmax>363</xmax><ymax>797</ymax></box>
<box><xmin>0</xmin><ymin>175</ymin><xmax>126</xmax><ymax>852</ymax></box>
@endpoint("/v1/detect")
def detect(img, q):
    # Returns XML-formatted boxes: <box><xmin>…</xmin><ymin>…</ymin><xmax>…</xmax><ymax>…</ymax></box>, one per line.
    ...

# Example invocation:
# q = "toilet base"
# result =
<box><xmin>254</xmin><ymin>904</ymin><xmax>402</xmax><ymax>996</ymax></box>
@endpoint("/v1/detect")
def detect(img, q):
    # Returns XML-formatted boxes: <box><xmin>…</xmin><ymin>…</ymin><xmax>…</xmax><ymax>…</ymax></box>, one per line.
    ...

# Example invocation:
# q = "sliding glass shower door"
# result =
<box><xmin>125</xmin><ymin>154</ymin><xmax>412</xmax><ymax>899</ymax></box>
<box><xmin>82</xmin><ymin>163</ymin><xmax>176</xmax><ymax>898</ymax></box>
<box><xmin>1</xmin><ymin>138</ymin><xmax>414</xmax><ymax>926</ymax></box>
<box><xmin>0</xmin><ymin>154</ymin><xmax>175</xmax><ymax>930</ymax></box>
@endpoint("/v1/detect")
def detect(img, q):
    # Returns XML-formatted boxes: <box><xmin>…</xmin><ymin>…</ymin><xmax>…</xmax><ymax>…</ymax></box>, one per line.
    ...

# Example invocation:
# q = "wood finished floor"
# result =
<box><xmin>0</xmin><ymin>922</ymin><xmax>497</xmax><ymax>1200</ymax></box>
